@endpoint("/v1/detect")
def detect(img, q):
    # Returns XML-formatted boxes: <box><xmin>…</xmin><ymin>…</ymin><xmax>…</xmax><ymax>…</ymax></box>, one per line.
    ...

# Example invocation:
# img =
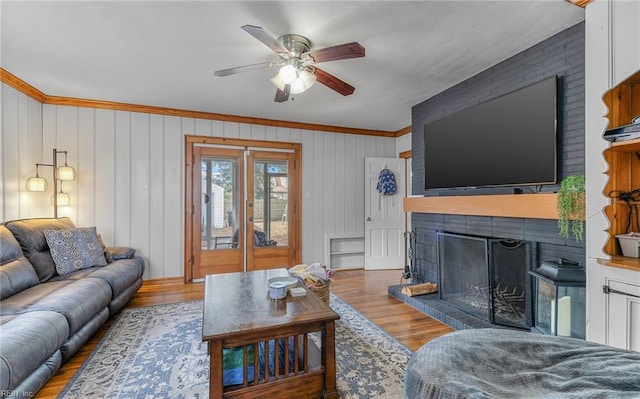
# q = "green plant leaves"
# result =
<box><xmin>557</xmin><ymin>175</ymin><xmax>585</xmax><ymax>241</ymax></box>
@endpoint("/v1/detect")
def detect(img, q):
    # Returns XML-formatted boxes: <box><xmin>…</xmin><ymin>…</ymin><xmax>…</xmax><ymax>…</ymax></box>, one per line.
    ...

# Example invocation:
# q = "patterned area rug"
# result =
<box><xmin>59</xmin><ymin>294</ymin><xmax>412</xmax><ymax>398</ymax></box>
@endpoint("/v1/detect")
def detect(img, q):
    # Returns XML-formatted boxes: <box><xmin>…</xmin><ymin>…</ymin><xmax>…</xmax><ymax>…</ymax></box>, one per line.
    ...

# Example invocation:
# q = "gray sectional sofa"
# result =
<box><xmin>0</xmin><ymin>217</ymin><xmax>145</xmax><ymax>398</ymax></box>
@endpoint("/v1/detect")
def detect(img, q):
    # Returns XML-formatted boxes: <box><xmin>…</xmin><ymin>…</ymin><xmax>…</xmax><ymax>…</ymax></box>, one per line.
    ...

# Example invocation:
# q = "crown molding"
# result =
<box><xmin>394</xmin><ymin>125</ymin><xmax>412</xmax><ymax>137</ymax></box>
<box><xmin>565</xmin><ymin>0</ymin><xmax>593</xmax><ymax>8</ymax></box>
<box><xmin>1</xmin><ymin>67</ymin><xmax>406</xmax><ymax>138</ymax></box>
<box><xmin>0</xmin><ymin>68</ymin><xmax>47</xmax><ymax>102</ymax></box>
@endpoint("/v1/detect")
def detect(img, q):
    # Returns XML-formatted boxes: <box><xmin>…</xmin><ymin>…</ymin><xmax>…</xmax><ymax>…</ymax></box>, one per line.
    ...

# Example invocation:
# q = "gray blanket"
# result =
<box><xmin>404</xmin><ymin>329</ymin><xmax>640</xmax><ymax>399</ymax></box>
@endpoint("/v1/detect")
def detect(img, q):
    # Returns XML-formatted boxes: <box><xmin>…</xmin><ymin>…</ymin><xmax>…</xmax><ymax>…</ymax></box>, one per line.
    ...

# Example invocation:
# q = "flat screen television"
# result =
<box><xmin>423</xmin><ymin>77</ymin><xmax>557</xmax><ymax>191</ymax></box>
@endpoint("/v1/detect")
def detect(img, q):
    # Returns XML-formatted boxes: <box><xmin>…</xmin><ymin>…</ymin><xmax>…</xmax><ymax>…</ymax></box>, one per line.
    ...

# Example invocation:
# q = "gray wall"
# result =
<box><xmin>410</xmin><ymin>22</ymin><xmax>586</xmax><ymax>284</ymax></box>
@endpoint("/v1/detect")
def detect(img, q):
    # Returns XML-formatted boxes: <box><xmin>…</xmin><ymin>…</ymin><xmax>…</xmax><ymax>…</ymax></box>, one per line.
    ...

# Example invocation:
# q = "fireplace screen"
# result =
<box><xmin>438</xmin><ymin>232</ymin><xmax>530</xmax><ymax>329</ymax></box>
<box><xmin>438</xmin><ymin>233</ymin><xmax>490</xmax><ymax>322</ymax></box>
<box><xmin>490</xmin><ymin>239</ymin><xmax>530</xmax><ymax>328</ymax></box>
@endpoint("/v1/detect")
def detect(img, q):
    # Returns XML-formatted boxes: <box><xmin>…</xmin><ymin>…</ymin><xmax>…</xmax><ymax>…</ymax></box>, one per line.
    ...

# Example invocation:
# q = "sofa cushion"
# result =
<box><xmin>44</xmin><ymin>227</ymin><xmax>107</xmax><ymax>275</ymax></box>
<box><xmin>4</xmin><ymin>217</ymin><xmax>76</xmax><ymax>282</ymax></box>
<box><xmin>0</xmin><ymin>226</ymin><xmax>39</xmax><ymax>300</ymax></box>
<box><xmin>26</xmin><ymin>278</ymin><xmax>112</xmax><ymax>337</ymax></box>
<box><xmin>86</xmin><ymin>257</ymin><xmax>144</xmax><ymax>300</ymax></box>
<box><xmin>47</xmin><ymin>266</ymin><xmax>102</xmax><ymax>282</ymax></box>
<box><xmin>0</xmin><ymin>281</ymin><xmax>73</xmax><ymax>316</ymax></box>
<box><xmin>0</xmin><ymin>311</ymin><xmax>69</xmax><ymax>392</ymax></box>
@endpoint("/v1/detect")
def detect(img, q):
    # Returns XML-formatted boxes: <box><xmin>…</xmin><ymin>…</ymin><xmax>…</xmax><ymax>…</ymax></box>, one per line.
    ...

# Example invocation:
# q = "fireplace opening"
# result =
<box><xmin>437</xmin><ymin>232</ymin><xmax>532</xmax><ymax>329</ymax></box>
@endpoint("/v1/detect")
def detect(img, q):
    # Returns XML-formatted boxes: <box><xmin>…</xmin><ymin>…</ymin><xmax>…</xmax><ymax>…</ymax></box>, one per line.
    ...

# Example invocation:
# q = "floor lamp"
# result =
<box><xmin>25</xmin><ymin>148</ymin><xmax>76</xmax><ymax>218</ymax></box>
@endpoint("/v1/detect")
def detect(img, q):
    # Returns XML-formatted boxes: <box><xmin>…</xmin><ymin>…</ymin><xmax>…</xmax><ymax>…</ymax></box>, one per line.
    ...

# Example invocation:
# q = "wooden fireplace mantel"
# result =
<box><xmin>404</xmin><ymin>193</ymin><xmax>559</xmax><ymax>219</ymax></box>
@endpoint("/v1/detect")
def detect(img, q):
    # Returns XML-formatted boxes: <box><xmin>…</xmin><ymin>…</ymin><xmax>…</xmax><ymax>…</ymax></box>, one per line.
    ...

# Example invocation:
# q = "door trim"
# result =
<box><xmin>185</xmin><ymin>135</ymin><xmax>302</xmax><ymax>282</ymax></box>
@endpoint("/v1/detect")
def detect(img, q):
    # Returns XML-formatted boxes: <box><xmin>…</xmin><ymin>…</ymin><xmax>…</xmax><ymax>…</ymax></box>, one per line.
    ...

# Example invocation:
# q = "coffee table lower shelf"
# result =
<box><xmin>206</xmin><ymin>323</ymin><xmax>338</xmax><ymax>399</ymax></box>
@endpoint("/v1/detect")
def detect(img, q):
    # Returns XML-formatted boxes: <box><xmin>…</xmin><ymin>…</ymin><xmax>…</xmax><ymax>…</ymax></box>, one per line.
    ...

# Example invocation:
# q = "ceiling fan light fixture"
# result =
<box><xmin>278</xmin><ymin>64</ymin><xmax>298</xmax><ymax>84</ymax></box>
<box><xmin>293</xmin><ymin>69</ymin><xmax>316</xmax><ymax>93</ymax></box>
<box><xmin>215</xmin><ymin>26</ymin><xmax>364</xmax><ymax>101</ymax></box>
<box><xmin>272</xmin><ymin>69</ymin><xmax>317</xmax><ymax>95</ymax></box>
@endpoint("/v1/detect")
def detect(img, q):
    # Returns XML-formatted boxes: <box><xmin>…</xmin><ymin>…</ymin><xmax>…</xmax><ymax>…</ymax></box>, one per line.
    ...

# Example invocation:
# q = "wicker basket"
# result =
<box><xmin>309</xmin><ymin>283</ymin><xmax>330</xmax><ymax>303</ymax></box>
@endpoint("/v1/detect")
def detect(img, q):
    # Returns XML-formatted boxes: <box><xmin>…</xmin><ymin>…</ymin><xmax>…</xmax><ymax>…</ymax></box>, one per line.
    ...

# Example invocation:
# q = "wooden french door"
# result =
<box><xmin>246</xmin><ymin>150</ymin><xmax>298</xmax><ymax>270</ymax></box>
<box><xmin>185</xmin><ymin>137</ymin><xmax>301</xmax><ymax>281</ymax></box>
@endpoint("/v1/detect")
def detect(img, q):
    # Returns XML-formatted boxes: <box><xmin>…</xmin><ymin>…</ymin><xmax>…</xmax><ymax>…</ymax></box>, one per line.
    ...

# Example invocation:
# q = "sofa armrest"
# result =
<box><xmin>105</xmin><ymin>247</ymin><xmax>136</xmax><ymax>262</ymax></box>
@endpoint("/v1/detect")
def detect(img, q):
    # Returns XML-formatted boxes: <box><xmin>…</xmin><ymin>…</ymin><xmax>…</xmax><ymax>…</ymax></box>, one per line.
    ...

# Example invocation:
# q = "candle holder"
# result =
<box><xmin>529</xmin><ymin>259</ymin><xmax>586</xmax><ymax>339</ymax></box>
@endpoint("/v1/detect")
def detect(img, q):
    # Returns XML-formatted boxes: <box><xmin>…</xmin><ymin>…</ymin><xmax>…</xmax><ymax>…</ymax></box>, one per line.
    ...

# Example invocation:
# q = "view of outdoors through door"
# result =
<box><xmin>200</xmin><ymin>157</ymin><xmax>239</xmax><ymax>250</ymax></box>
<box><xmin>253</xmin><ymin>160</ymin><xmax>288</xmax><ymax>247</ymax></box>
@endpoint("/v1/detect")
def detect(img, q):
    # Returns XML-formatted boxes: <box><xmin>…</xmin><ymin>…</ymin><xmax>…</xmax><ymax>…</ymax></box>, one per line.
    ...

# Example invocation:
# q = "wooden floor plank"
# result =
<box><xmin>35</xmin><ymin>269</ymin><xmax>453</xmax><ymax>398</ymax></box>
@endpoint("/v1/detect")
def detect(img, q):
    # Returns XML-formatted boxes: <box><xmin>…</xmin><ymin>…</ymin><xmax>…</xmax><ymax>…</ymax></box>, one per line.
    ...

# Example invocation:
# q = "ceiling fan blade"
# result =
<box><xmin>241</xmin><ymin>25</ymin><xmax>290</xmax><ymax>56</ymax></box>
<box><xmin>274</xmin><ymin>84</ymin><xmax>291</xmax><ymax>103</ymax></box>
<box><xmin>314</xmin><ymin>68</ymin><xmax>355</xmax><ymax>96</ymax></box>
<box><xmin>214</xmin><ymin>62</ymin><xmax>275</xmax><ymax>77</ymax></box>
<box><xmin>306</xmin><ymin>42</ymin><xmax>365</xmax><ymax>63</ymax></box>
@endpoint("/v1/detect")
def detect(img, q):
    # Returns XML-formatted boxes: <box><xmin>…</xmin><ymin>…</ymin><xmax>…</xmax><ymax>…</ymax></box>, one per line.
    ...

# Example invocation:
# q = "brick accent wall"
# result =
<box><xmin>410</xmin><ymin>22</ymin><xmax>586</xmax><ymax>285</ymax></box>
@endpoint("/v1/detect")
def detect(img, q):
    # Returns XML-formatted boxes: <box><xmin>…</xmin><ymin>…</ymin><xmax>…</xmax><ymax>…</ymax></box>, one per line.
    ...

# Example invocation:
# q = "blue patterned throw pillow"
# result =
<box><xmin>44</xmin><ymin>227</ymin><xmax>108</xmax><ymax>275</ymax></box>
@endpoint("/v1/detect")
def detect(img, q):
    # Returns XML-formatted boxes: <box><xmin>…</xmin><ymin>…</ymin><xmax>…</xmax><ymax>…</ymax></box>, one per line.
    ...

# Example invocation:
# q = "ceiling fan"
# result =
<box><xmin>214</xmin><ymin>25</ymin><xmax>365</xmax><ymax>103</ymax></box>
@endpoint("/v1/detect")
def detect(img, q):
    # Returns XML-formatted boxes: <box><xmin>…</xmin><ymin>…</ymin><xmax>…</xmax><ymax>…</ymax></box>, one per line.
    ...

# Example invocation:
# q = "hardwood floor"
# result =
<box><xmin>36</xmin><ymin>269</ymin><xmax>453</xmax><ymax>398</ymax></box>
<box><xmin>331</xmin><ymin>269</ymin><xmax>454</xmax><ymax>350</ymax></box>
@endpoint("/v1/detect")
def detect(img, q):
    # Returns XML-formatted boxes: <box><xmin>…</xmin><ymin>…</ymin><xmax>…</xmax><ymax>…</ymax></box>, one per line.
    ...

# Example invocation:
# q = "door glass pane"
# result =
<box><xmin>201</xmin><ymin>157</ymin><xmax>238</xmax><ymax>250</ymax></box>
<box><xmin>254</xmin><ymin>160</ymin><xmax>288</xmax><ymax>247</ymax></box>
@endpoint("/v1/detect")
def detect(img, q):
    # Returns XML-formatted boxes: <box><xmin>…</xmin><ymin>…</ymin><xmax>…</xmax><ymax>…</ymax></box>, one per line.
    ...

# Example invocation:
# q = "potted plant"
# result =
<box><xmin>557</xmin><ymin>175</ymin><xmax>586</xmax><ymax>241</ymax></box>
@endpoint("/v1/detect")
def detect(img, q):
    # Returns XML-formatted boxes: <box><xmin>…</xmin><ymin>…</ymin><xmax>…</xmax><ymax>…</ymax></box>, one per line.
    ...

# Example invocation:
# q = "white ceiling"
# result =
<box><xmin>1</xmin><ymin>1</ymin><xmax>584</xmax><ymax>132</ymax></box>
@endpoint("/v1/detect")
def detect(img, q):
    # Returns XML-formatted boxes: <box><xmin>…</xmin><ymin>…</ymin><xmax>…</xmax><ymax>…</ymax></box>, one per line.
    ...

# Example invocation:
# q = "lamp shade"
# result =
<box><xmin>56</xmin><ymin>165</ymin><xmax>76</xmax><ymax>181</ymax></box>
<box><xmin>51</xmin><ymin>192</ymin><xmax>71</xmax><ymax>207</ymax></box>
<box><xmin>278</xmin><ymin>64</ymin><xmax>298</xmax><ymax>84</ymax></box>
<box><xmin>271</xmin><ymin>74</ymin><xmax>286</xmax><ymax>91</ymax></box>
<box><xmin>291</xmin><ymin>69</ymin><xmax>316</xmax><ymax>94</ymax></box>
<box><xmin>26</xmin><ymin>176</ymin><xmax>48</xmax><ymax>192</ymax></box>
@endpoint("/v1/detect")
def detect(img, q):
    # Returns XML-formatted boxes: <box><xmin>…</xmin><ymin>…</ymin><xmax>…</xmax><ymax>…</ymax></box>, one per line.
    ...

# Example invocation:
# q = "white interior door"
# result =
<box><xmin>364</xmin><ymin>157</ymin><xmax>405</xmax><ymax>270</ymax></box>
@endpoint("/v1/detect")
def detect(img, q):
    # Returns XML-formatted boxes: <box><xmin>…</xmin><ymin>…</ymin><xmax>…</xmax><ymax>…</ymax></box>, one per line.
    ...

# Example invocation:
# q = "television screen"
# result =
<box><xmin>424</xmin><ymin>77</ymin><xmax>557</xmax><ymax>191</ymax></box>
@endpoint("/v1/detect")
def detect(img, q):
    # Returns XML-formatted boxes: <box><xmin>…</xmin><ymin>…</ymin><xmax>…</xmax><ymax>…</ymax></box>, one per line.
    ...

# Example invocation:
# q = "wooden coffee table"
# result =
<box><xmin>202</xmin><ymin>268</ymin><xmax>340</xmax><ymax>399</ymax></box>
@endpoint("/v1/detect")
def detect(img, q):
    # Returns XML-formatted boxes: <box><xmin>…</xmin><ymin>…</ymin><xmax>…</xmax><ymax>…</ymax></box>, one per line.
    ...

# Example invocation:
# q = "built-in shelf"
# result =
<box><xmin>597</xmin><ymin>256</ymin><xmax>640</xmax><ymax>272</ymax></box>
<box><xmin>608</xmin><ymin>137</ymin><xmax>640</xmax><ymax>152</ymax></box>
<box><xmin>403</xmin><ymin>193</ymin><xmax>559</xmax><ymax>219</ymax></box>
<box><xmin>324</xmin><ymin>234</ymin><xmax>365</xmax><ymax>270</ymax></box>
<box><xmin>601</xmin><ymin>70</ymin><xmax>640</xmax><ymax>272</ymax></box>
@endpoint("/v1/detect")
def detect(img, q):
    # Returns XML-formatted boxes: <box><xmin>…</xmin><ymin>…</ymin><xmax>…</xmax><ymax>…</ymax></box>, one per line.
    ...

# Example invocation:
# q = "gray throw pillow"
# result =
<box><xmin>44</xmin><ymin>227</ymin><xmax>108</xmax><ymax>275</ymax></box>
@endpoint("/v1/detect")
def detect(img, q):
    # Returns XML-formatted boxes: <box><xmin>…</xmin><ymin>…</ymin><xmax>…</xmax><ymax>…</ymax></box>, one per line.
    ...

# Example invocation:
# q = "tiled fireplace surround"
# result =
<box><xmin>389</xmin><ymin>22</ymin><xmax>587</xmax><ymax>331</ymax></box>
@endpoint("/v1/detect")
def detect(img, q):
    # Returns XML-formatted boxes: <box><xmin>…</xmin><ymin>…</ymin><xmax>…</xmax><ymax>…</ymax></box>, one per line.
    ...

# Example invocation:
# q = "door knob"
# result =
<box><xmin>366</xmin><ymin>217</ymin><xmax>372</xmax><ymax>221</ymax></box>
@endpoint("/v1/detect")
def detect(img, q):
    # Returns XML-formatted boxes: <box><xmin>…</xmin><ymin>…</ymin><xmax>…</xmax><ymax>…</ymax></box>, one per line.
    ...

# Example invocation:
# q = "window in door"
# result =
<box><xmin>200</xmin><ymin>157</ymin><xmax>239</xmax><ymax>250</ymax></box>
<box><xmin>253</xmin><ymin>160</ymin><xmax>288</xmax><ymax>247</ymax></box>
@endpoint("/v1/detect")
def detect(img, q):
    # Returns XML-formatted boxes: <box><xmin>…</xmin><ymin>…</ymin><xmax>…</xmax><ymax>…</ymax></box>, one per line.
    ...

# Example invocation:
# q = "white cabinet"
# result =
<box><xmin>587</xmin><ymin>260</ymin><xmax>640</xmax><ymax>351</ymax></box>
<box><xmin>324</xmin><ymin>234</ymin><xmax>365</xmax><ymax>270</ymax></box>
<box><xmin>605</xmin><ymin>279</ymin><xmax>640</xmax><ymax>351</ymax></box>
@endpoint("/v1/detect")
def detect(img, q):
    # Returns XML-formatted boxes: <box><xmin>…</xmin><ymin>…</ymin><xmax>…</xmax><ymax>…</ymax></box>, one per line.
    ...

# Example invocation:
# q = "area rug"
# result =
<box><xmin>59</xmin><ymin>294</ymin><xmax>412</xmax><ymax>398</ymax></box>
